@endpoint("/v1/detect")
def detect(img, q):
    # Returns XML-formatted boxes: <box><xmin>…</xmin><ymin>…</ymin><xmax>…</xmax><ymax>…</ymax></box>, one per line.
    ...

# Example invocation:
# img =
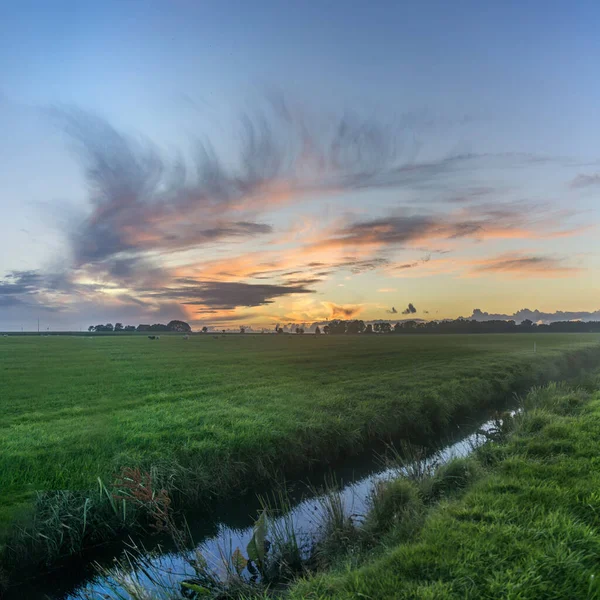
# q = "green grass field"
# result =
<box><xmin>289</xmin><ymin>380</ymin><xmax>600</xmax><ymax>599</ymax></box>
<box><xmin>1</xmin><ymin>333</ymin><xmax>600</xmax><ymax>578</ymax></box>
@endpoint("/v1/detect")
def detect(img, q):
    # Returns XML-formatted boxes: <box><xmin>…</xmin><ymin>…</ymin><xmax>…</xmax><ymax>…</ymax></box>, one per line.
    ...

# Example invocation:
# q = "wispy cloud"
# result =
<box><xmin>570</xmin><ymin>173</ymin><xmax>600</xmax><ymax>188</ymax></box>
<box><xmin>151</xmin><ymin>280</ymin><xmax>315</xmax><ymax>311</ymax></box>
<box><xmin>466</xmin><ymin>253</ymin><xmax>579</xmax><ymax>278</ymax></box>
<box><xmin>312</xmin><ymin>202</ymin><xmax>584</xmax><ymax>253</ymax></box>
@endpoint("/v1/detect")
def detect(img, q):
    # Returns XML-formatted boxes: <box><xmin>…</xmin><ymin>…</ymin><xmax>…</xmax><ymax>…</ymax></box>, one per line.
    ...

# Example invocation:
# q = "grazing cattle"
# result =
<box><xmin>148</xmin><ymin>335</ymin><xmax>156</xmax><ymax>340</ymax></box>
<box><xmin>183</xmin><ymin>335</ymin><xmax>189</xmax><ymax>340</ymax></box>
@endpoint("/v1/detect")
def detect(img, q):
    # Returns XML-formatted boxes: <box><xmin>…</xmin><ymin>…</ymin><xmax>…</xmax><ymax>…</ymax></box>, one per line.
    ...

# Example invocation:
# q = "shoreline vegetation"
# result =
<box><xmin>79</xmin><ymin>374</ymin><xmax>600</xmax><ymax>600</ymax></box>
<box><xmin>1</xmin><ymin>335</ymin><xmax>600</xmax><ymax>593</ymax></box>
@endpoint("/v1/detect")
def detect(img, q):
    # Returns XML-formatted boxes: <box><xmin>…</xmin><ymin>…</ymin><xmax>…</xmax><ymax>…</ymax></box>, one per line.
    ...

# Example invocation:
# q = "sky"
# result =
<box><xmin>1</xmin><ymin>0</ymin><xmax>599</xmax><ymax>331</ymax></box>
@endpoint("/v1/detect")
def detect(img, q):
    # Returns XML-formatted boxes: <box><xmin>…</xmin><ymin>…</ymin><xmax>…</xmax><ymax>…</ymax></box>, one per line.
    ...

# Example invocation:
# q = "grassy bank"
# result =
<box><xmin>1</xmin><ymin>334</ymin><xmax>600</xmax><ymax>586</ymax></box>
<box><xmin>288</xmin><ymin>378</ymin><xmax>600</xmax><ymax>599</ymax></box>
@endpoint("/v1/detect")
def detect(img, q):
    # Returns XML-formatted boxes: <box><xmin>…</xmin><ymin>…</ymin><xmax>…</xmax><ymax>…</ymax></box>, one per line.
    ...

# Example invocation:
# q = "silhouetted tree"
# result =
<box><xmin>167</xmin><ymin>320</ymin><xmax>191</xmax><ymax>332</ymax></box>
<box><xmin>327</xmin><ymin>320</ymin><xmax>347</xmax><ymax>334</ymax></box>
<box><xmin>201</xmin><ymin>326</ymin><xmax>208</xmax><ymax>333</ymax></box>
<box><xmin>88</xmin><ymin>325</ymin><xmax>95</xmax><ymax>332</ymax></box>
<box><xmin>309</xmin><ymin>318</ymin><xmax>600</xmax><ymax>336</ymax></box>
<box><xmin>346</xmin><ymin>320</ymin><xmax>365</xmax><ymax>334</ymax></box>
<box><xmin>240</xmin><ymin>326</ymin><xmax>246</xmax><ymax>334</ymax></box>
<box><xmin>114</xmin><ymin>323</ymin><xmax>123</xmax><ymax>332</ymax></box>
<box><xmin>315</xmin><ymin>326</ymin><xmax>321</xmax><ymax>335</ymax></box>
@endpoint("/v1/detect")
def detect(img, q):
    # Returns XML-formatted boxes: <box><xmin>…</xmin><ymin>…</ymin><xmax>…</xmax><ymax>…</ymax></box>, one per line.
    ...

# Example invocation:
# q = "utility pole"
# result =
<box><xmin>37</xmin><ymin>318</ymin><xmax>40</xmax><ymax>334</ymax></box>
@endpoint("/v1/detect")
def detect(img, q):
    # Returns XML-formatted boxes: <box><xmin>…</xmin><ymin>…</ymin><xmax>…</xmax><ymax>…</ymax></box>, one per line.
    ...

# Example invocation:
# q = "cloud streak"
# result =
<box><xmin>466</xmin><ymin>254</ymin><xmax>578</xmax><ymax>278</ymax></box>
<box><xmin>570</xmin><ymin>173</ymin><xmax>600</xmax><ymax>188</ymax></box>
<box><xmin>151</xmin><ymin>280</ymin><xmax>316</xmax><ymax>311</ymax></box>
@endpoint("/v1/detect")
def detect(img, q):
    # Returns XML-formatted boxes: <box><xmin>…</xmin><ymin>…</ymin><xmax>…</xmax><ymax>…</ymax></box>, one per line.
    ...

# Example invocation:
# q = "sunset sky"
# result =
<box><xmin>1</xmin><ymin>0</ymin><xmax>599</xmax><ymax>331</ymax></box>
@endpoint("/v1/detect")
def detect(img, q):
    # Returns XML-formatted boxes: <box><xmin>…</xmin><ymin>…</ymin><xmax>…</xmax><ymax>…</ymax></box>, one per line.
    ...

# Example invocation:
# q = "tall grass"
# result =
<box><xmin>67</xmin><ymin>375</ymin><xmax>600</xmax><ymax>599</ymax></box>
<box><xmin>289</xmin><ymin>379</ymin><xmax>600</xmax><ymax>599</ymax></box>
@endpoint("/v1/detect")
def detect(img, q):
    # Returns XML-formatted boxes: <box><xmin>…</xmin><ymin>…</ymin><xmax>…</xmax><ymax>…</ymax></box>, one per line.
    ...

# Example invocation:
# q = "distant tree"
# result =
<box><xmin>298</xmin><ymin>317</ymin><xmax>600</xmax><ymax>336</ymax></box>
<box><xmin>276</xmin><ymin>326</ymin><xmax>284</xmax><ymax>334</ymax></box>
<box><xmin>124</xmin><ymin>325</ymin><xmax>135</xmax><ymax>331</ymax></box>
<box><xmin>315</xmin><ymin>326</ymin><xmax>321</xmax><ymax>335</ymax></box>
<box><xmin>88</xmin><ymin>325</ymin><xmax>95</xmax><ymax>332</ymax></box>
<box><xmin>346</xmin><ymin>320</ymin><xmax>365</xmax><ymax>334</ymax></box>
<box><xmin>327</xmin><ymin>320</ymin><xmax>347</xmax><ymax>334</ymax></box>
<box><xmin>167</xmin><ymin>320</ymin><xmax>191</xmax><ymax>332</ymax></box>
<box><xmin>240</xmin><ymin>326</ymin><xmax>246</xmax><ymax>334</ymax></box>
<box><xmin>201</xmin><ymin>326</ymin><xmax>208</xmax><ymax>333</ymax></box>
<box><xmin>105</xmin><ymin>323</ymin><xmax>114</xmax><ymax>332</ymax></box>
<box><xmin>114</xmin><ymin>322</ymin><xmax>123</xmax><ymax>332</ymax></box>
<box><xmin>137</xmin><ymin>324</ymin><xmax>151</xmax><ymax>331</ymax></box>
<box><xmin>222</xmin><ymin>329</ymin><xmax>226</xmax><ymax>334</ymax></box>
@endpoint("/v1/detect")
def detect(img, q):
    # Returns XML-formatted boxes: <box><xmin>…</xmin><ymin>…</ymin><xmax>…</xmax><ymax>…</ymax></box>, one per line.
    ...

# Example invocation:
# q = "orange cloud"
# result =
<box><xmin>322</xmin><ymin>301</ymin><xmax>364</xmax><ymax>319</ymax></box>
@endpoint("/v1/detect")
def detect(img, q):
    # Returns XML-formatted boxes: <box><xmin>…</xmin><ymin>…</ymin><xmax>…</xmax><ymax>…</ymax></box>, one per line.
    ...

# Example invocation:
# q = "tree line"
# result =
<box><xmin>317</xmin><ymin>318</ymin><xmax>600</xmax><ymax>335</ymax></box>
<box><xmin>88</xmin><ymin>320</ymin><xmax>191</xmax><ymax>333</ymax></box>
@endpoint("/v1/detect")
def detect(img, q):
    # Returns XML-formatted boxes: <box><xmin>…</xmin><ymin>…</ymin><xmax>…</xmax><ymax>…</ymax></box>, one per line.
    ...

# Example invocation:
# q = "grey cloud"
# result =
<box><xmin>469</xmin><ymin>255</ymin><xmax>573</xmax><ymax>275</ymax></box>
<box><xmin>326</xmin><ymin>214</ymin><xmax>478</xmax><ymax>247</ymax></box>
<box><xmin>317</xmin><ymin>200</ymin><xmax>573</xmax><ymax>251</ymax></box>
<box><xmin>155</xmin><ymin>280</ymin><xmax>315</xmax><ymax>310</ymax></box>
<box><xmin>0</xmin><ymin>271</ymin><xmax>43</xmax><ymax>296</ymax></box>
<box><xmin>445</xmin><ymin>186</ymin><xmax>496</xmax><ymax>204</ymax></box>
<box><xmin>570</xmin><ymin>174</ymin><xmax>600</xmax><ymax>188</ymax></box>
<box><xmin>336</xmin><ymin>257</ymin><xmax>390</xmax><ymax>273</ymax></box>
<box><xmin>0</xmin><ymin>271</ymin><xmax>65</xmax><ymax>311</ymax></box>
<box><xmin>402</xmin><ymin>303</ymin><xmax>417</xmax><ymax>314</ymax></box>
<box><xmin>283</xmin><ymin>278</ymin><xmax>323</xmax><ymax>286</ymax></box>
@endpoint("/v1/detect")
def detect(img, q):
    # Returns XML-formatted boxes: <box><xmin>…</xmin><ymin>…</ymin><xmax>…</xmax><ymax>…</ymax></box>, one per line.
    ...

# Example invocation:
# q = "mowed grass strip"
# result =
<box><xmin>1</xmin><ymin>334</ymin><xmax>599</xmax><ymax>534</ymax></box>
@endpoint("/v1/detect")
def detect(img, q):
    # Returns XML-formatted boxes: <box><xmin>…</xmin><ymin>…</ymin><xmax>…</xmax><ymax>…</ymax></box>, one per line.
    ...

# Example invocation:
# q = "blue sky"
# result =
<box><xmin>1</xmin><ymin>0</ymin><xmax>599</xmax><ymax>330</ymax></box>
